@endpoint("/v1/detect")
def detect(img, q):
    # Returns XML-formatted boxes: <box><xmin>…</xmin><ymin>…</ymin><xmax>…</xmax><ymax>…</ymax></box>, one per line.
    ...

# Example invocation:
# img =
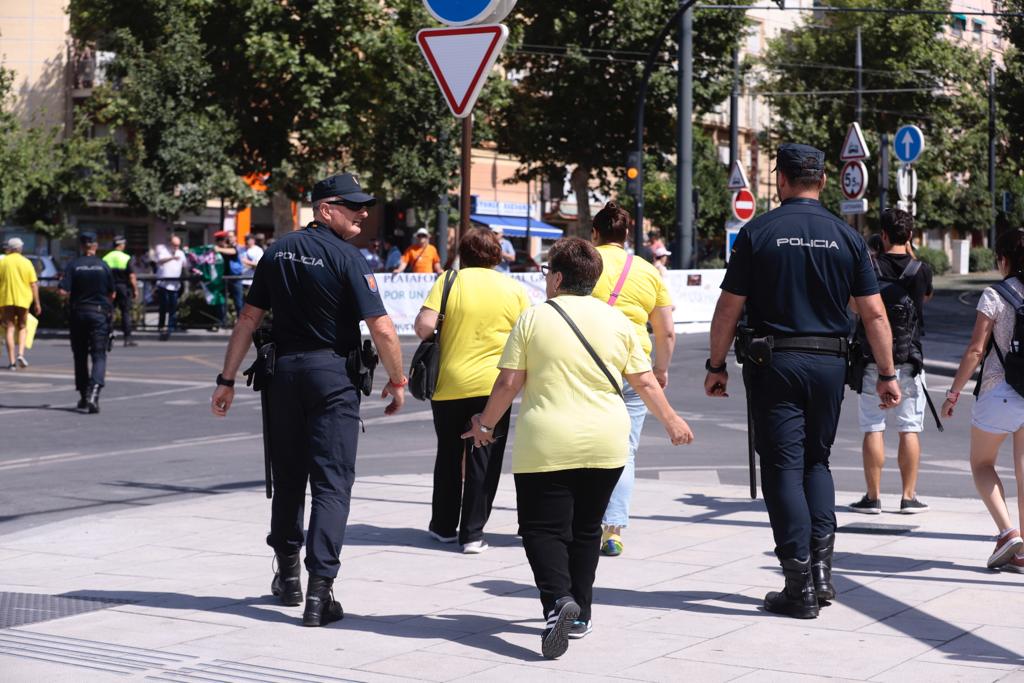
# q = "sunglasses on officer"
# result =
<box><xmin>325</xmin><ymin>199</ymin><xmax>369</xmax><ymax>212</ymax></box>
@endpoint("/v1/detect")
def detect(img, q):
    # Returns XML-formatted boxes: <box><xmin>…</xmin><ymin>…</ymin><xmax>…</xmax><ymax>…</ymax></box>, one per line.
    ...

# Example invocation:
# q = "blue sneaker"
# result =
<box><xmin>567</xmin><ymin>619</ymin><xmax>592</xmax><ymax>639</ymax></box>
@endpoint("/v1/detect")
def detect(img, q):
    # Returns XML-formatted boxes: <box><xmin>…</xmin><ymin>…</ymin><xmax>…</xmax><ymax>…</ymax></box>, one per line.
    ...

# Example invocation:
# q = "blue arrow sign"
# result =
<box><xmin>893</xmin><ymin>124</ymin><xmax>925</xmax><ymax>164</ymax></box>
<box><xmin>423</xmin><ymin>0</ymin><xmax>503</xmax><ymax>26</ymax></box>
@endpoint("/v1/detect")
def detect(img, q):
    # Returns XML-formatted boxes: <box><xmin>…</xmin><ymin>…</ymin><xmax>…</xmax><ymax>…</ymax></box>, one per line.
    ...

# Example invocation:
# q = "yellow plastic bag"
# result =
<box><xmin>25</xmin><ymin>312</ymin><xmax>37</xmax><ymax>350</ymax></box>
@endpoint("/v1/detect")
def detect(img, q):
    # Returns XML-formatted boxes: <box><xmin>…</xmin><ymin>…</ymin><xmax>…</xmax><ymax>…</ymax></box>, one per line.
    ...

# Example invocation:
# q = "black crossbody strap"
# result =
<box><xmin>545</xmin><ymin>300</ymin><xmax>623</xmax><ymax>398</ymax></box>
<box><xmin>433</xmin><ymin>270</ymin><xmax>457</xmax><ymax>342</ymax></box>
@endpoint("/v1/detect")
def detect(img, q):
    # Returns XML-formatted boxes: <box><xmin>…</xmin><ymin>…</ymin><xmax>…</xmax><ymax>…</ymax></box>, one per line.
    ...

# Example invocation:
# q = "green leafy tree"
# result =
<box><xmin>493</xmin><ymin>0</ymin><xmax>749</xmax><ymax>235</ymax></box>
<box><xmin>0</xmin><ymin>65</ymin><xmax>112</xmax><ymax>238</ymax></box>
<box><xmin>761</xmin><ymin>0</ymin><xmax>994</xmax><ymax>236</ymax></box>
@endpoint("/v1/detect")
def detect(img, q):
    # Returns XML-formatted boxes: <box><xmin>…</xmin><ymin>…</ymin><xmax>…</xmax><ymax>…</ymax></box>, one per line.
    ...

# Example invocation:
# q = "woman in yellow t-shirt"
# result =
<box><xmin>414</xmin><ymin>228</ymin><xmax>529</xmax><ymax>554</ymax></box>
<box><xmin>463</xmin><ymin>237</ymin><xmax>694</xmax><ymax>660</ymax></box>
<box><xmin>589</xmin><ymin>202</ymin><xmax>676</xmax><ymax>558</ymax></box>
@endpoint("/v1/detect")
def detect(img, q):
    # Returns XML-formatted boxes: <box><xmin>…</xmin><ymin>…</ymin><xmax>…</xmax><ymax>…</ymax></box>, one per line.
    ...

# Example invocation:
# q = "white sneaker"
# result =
<box><xmin>428</xmin><ymin>529</ymin><xmax>457</xmax><ymax>544</ymax></box>
<box><xmin>462</xmin><ymin>540</ymin><xmax>488</xmax><ymax>554</ymax></box>
<box><xmin>15</xmin><ymin>355</ymin><xmax>27</xmax><ymax>368</ymax></box>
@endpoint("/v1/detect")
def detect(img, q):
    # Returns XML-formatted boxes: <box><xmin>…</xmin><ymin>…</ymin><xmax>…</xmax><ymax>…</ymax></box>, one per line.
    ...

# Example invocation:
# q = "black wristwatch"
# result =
<box><xmin>706</xmin><ymin>359</ymin><xmax>728</xmax><ymax>374</ymax></box>
<box><xmin>878</xmin><ymin>373</ymin><xmax>898</xmax><ymax>382</ymax></box>
<box><xmin>216</xmin><ymin>373</ymin><xmax>235</xmax><ymax>387</ymax></box>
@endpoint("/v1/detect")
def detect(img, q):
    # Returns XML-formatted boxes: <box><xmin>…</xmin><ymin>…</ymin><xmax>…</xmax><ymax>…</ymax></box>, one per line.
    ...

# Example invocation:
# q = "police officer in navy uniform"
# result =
<box><xmin>705</xmin><ymin>144</ymin><xmax>902</xmax><ymax>619</ymax></box>
<box><xmin>59</xmin><ymin>232</ymin><xmax>115</xmax><ymax>414</ymax></box>
<box><xmin>211</xmin><ymin>173</ymin><xmax>407</xmax><ymax>627</ymax></box>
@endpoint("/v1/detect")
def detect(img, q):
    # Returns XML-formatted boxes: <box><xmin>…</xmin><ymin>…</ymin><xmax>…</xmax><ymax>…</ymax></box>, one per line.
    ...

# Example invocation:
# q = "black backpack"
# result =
<box><xmin>984</xmin><ymin>281</ymin><xmax>1024</xmax><ymax>398</ymax></box>
<box><xmin>858</xmin><ymin>259</ymin><xmax>924</xmax><ymax>371</ymax></box>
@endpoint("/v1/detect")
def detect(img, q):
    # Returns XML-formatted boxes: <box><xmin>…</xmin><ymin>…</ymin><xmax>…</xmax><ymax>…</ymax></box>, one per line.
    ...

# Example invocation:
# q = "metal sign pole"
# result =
<box><xmin>459</xmin><ymin>115</ymin><xmax>473</xmax><ymax>252</ymax></box>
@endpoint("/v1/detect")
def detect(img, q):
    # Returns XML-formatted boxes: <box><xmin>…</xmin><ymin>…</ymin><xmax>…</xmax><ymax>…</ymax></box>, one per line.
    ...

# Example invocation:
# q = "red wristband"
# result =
<box><xmin>388</xmin><ymin>377</ymin><xmax>408</xmax><ymax>388</ymax></box>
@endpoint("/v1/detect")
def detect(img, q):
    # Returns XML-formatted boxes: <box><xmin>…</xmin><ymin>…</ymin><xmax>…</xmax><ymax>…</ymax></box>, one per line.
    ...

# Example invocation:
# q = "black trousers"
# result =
<box><xmin>515</xmin><ymin>467</ymin><xmax>623</xmax><ymax>622</ymax></box>
<box><xmin>70</xmin><ymin>308</ymin><xmax>110</xmax><ymax>392</ymax></box>
<box><xmin>265</xmin><ymin>350</ymin><xmax>361</xmax><ymax>578</ymax></box>
<box><xmin>744</xmin><ymin>351</ymin><xmax>846</xmax><ymax>561</ymax></box>
<box><xmin>114</xmin><ymin>285</ymin><xmax>133</xmax><ymax>337</ymax></box>
<box><xmin>156</xmin><ymin>287</ymin><xmax>179</xmax><ymax>332</ymax></box>
<box><xmin>429</xmin><ymin>396</ymin><xmax>511</xmax><ymax>544</ymax></box>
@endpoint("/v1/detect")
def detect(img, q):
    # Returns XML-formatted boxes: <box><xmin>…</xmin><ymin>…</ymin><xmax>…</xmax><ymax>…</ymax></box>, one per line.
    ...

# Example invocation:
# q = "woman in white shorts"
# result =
<box><xmin>941</xmin><ymin>228</ymin><xmax>1024</xmax><ymax>572</ymax></box>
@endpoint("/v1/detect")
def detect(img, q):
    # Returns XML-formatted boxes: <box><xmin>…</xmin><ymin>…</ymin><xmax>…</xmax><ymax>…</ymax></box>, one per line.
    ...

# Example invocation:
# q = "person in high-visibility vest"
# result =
<box><xmin>102</xmin><ymin>236</ymin><xmax>139</xmax><ymax>347</ymax></box>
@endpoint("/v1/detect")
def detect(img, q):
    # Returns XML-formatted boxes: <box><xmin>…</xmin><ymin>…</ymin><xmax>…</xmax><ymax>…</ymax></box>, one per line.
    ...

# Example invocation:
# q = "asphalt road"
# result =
<box><xmin>0</xmin><ymin>290</ymin><xmax>1007</xmax><ymax>537</ymax></box>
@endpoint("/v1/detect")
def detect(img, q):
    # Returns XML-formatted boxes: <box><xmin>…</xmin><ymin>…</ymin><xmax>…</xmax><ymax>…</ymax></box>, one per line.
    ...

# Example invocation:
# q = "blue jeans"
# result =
<box><xmin>602</xmin><ymin>381</ymin><xmax>647</xmax><ymax>527</ymax></box>
<box><xmin>157</xmin><ymin>287</ymin><xmax>180</xmax><ymax>333</ymax></box>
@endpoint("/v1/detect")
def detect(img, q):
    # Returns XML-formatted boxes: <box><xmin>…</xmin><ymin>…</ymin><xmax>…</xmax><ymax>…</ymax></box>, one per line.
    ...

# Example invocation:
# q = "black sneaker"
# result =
<box><xmin>900</xmin><ymin>497</ymin><xmax>929</xmax><ymax>514</ymax></box>
<box><xmin>541</xmin><ymin>597</ymin><xmax>580</xmax><ymax>659</ymax></box>
<box><xmin>849</xmin><ymin>495</ymin><xmax>881</xmax><ymax>514</ymax></box>
<box><xmin>567</xmin><ymin>619</ymin><xmax>592</xmax><ymax>639</ymax></box>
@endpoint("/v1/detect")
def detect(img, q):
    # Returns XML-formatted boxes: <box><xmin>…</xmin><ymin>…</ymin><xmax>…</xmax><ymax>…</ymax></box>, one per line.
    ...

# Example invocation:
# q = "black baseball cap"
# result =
<box><xmin>79</xmin><ymin>231</ymin><xmax>98</xmax><ymax>245</ymax></box>
<box><xmin>774</xmin><ymin>143</ymin><xmax>825</xmax><ymax>180</ymax></box>
<box><xmin>311</xmin><ymin>173</ymin><xmax>376</xmax><ymax>206</ymax></box>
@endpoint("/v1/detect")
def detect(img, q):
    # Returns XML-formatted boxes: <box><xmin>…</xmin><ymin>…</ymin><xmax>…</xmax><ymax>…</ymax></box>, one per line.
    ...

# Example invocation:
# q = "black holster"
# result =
<box><xmin>847</xmin><ymin>339</ymin><xmax>867</xmax><ymax>393</ymax></box>
<box><xmin>735</xmin><ymin>326</ymin><xmax>773</xmax><ymax>367</ymax></box>
<box><xmin>244</xmin><ymin>329</ymin><xmax>276</xmax><ymax>391</ymax></box>
<box><xmin>346</xmin><ymin>339</ymin><xmax>378</xmax><ymax>397</ymax></box>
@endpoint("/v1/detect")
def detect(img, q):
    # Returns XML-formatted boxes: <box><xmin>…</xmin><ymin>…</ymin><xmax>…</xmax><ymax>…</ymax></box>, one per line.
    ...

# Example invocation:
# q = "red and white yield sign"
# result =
<box><xmin>417</xmin><ymin>24</ymin><xmax>509</xmax><ymax>118</ymax></box>
<box><xmin>732</xmin><ymin>188</ymin><xmax>756</xmax><ymax>222</ymax></box>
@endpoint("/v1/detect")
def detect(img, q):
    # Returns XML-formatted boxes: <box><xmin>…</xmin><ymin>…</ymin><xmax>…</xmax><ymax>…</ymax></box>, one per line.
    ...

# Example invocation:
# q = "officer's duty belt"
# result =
<box><xmin>771</xmin><ymin>336</ymin><xmax>848</xmax><ymax>357</ymax></box>
<box><xmin>72</xmin><ymin>304</ymin><xmax>112</xmax><ymax>314</ymax></box>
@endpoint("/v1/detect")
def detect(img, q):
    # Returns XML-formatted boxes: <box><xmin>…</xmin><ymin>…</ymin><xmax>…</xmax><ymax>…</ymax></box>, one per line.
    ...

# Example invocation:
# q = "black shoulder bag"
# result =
<box><xmin>409</xmin><ymin>270</ymin><xmax>457</xmax><ymax>401</ymax></box>
<box><xmin>545</xmin><ymin>299</ymin><xmax>623</xmax><ymax>399</ymax></box>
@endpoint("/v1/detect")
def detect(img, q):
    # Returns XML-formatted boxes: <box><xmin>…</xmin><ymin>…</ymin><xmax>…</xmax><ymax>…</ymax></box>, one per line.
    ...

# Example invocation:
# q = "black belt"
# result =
<box><xmin>771</xmin><ymin>336</ymin><xmax>848</xmax><ymax>357</ymax></box>
<box><xmin>72</xmin><ymin>304</ymin><xmax>112</xmax><ymax>314</ymax></box>
<box><xmin>277</xmin><ymin>347</ymin><xmax>339</xmax><ymax>358</ymax></box>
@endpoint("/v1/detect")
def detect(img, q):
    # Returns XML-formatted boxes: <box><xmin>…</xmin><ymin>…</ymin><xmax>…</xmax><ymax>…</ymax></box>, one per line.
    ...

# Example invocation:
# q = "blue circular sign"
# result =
<box><xmin>423</xmin><ymin>0</ymin><xmax>512</xmax><ymax>26</ymax></box>
<box><xmin>893</xmin><ymin>124</ymin><xmax>925</xmax><ymax>164</ymax></box>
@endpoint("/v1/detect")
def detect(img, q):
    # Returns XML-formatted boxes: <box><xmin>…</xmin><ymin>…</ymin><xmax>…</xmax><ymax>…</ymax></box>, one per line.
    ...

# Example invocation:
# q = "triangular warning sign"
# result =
<box><xmin>840</xmin><ymin>122</ymin><xmax>870</xmax><ymax>161</ymax></box>
<box><xmin>417</xmin><ymin>24</ymin><xmax>509</xmax><ymax>119</ymax></box>
<box><xmin>727</xmin><ymin>161</ymin><xmax>749</xmax><ymax>190</ymax></box>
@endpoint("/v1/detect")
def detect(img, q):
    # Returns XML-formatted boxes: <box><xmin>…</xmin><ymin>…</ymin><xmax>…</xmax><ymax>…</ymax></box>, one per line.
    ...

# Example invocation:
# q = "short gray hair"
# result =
<box><xmin>312</xmin><ymin>195</ymin><xmax>341</xmax><ymax>215</ymax></box>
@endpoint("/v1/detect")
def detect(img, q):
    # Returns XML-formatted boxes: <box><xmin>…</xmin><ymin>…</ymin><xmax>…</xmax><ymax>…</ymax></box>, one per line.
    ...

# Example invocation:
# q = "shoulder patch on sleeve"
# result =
<box><xmin>363</xmin><ymin>273</ymin><xmax>378</xmax><ymax>293</ymax></box>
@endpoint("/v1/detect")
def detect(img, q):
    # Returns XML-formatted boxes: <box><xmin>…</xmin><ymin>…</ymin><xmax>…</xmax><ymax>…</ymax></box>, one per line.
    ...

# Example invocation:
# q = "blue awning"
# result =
<box><xmin>470</xmin><ymin>214</ymin><xmax>564</xmax><ymax>239</ymax></box>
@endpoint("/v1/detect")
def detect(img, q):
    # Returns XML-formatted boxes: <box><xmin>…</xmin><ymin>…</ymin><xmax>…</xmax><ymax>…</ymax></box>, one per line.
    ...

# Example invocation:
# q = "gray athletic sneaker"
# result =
<box><xmin>849</xmin><ymin>495</ymin><xmax>881</xmax><ymax>514</ymax></box>
<box><xmin>900</xmin><ymin>497</ymin><xmax>929</xmax><ymax>514</ymax></box>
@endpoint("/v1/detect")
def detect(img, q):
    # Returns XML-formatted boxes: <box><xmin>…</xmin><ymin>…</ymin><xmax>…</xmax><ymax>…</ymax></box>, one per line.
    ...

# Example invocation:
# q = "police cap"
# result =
<box><xmin>79</xmin><ymin>231</ymin><xmax>98</xmax><ymax>245</ymax></box>
<box><xmin>311</xmin><ymin>173</ymin><xmax>376</xmax><ymax>207</ymax></box>
<box><xmin>774</xmin><ymin>143</ymin><xmax>825</xmax><ymax>181</ymax></box>
<box><xmin>113</xmin><ymin>235</ymin><xmax>127</xmax><ymax>246</ymax></box>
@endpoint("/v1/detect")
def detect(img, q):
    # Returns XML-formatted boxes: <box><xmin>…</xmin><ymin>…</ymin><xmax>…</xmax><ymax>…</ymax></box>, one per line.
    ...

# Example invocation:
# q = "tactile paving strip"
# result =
<box><xmin>0</xmin><ymin>592</ymin><xmax>126</xmax><ymax>629</ymax></box>
<box><xmin>0</xmin><ymin>629</ymin><xmax>194</xmax><ymax>676</ymax></box>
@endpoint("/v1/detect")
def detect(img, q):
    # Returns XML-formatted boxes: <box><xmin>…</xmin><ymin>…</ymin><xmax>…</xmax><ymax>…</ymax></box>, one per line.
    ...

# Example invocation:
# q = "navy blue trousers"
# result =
<box><xmin>70</xmin><ymin>308</ymin><xmax>110</xmax><ymax>392</ymax></box>
<box><xmin>744</xmin><ymin>352</ymin><xmax>846</xmax><ymax>561</ymax></box>
<box><xmin>265</xmin><ymin>350</ymin><xmax>361</xmax><ymax>578</ymax></box>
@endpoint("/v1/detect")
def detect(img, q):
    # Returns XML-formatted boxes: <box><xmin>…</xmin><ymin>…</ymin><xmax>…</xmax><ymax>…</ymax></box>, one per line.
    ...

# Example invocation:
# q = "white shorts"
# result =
<box><xmin>972</xmin><ymin>381</ymin><xmax>1024</xmax><ymax>435</ymax></box>
<box><xmin>859</xmin><ymin>364</ymin><xmax>926</xmax><ymax>433</ymax></box>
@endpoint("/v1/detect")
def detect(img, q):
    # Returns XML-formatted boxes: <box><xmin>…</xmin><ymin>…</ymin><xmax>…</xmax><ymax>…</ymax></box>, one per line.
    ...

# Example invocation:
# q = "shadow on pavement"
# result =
<box><xmin>58</xmin><ymin>589</ymin><xmax>297</xmax><ymax>625</ymax></box>
<box><xmin>0</xmin><ymin>403</ymin><xmax>81</xmax><ymax>413</ymax></box>
<box><xmin>344</xmin><ymin>524</ymin><xmax>521</xmax><ymax>551</ymax></box>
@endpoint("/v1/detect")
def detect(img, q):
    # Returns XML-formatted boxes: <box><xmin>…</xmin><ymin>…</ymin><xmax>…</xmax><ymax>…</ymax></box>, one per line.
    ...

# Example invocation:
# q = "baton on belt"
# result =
<box><xmin>244</xmin><ymin>329</ymin><xmax>275</xmax><ymax>499</ymax></box>
<box><xmin>745</xmin><ymin>385</ymin><xmax>757</xmax><ymax>500</ymax></box>
<box><xmin>260</xmin><ymin>388</ymin><xmax>273</xmax><ymax>499</ymax></box>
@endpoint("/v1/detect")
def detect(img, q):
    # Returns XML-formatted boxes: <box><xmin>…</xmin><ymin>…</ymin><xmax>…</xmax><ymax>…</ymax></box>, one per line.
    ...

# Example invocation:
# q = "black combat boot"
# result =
<box><xmin>77</xmin><ymin>391</ymin><xmax>88</xmax><ymax>410</ymax></box>
<box><xmin>85</xmin><ymin>385</ymin><xmax>101</xmax><ymax>414</ymax></box>
<box><xmin>270</xmin><ymin>553</ymin><xmax>303</xmax><ymax>606</ymax></box>
<box><xmin>764</xmin><ymin>557</ymin><xmax>819</xmax><ymax>619</ymax></box>
<box><xmin>810</xmin><ymin>534</ymin><xmax>836</xmax><ymax>604</ymax></box>
<box><xmin>302</xmin><ymin>575</ymin><xmax>344</xmax><ymax>627</ymax></box>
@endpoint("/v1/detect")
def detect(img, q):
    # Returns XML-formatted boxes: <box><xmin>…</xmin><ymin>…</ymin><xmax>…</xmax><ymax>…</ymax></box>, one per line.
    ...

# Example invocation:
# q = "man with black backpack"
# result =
<box><xmin>850</xmin><ymin>208</ymin><xmax>934</xmax><ymax>515</ymax></box>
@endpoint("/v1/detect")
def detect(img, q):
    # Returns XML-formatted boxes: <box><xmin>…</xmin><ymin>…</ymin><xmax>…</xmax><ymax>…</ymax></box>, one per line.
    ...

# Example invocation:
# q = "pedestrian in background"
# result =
<box><xmin>59</xmin><ymin>232</ymin><xmax>115</xmax><ymax>413</ymax></box>
<box><xmin>241</xmin><ymin>233</ymin><xmax>264</xmax><ymax>288</ymax></box>
<box><xmin>212</xmin><ymin>173</ymin><xmax>408</xmax><ymax>627</ymax></box>
<box><xmin>382</xmin><ymin>237</ymin><xmax>402</xmax><ymax>272</ymax></box>
<box><xmin>0</xmin><ymin>237</ymin><xmax>41</xmax><ymax>370</ymax></box>
<box><xmin>941</xmin><ymin>228</ymin><xmax>1024</xmax><ymax>571</ymax></box>
<box><xmin>850</xmin><ymin>208</ymin><xmax>933</xmax><ymax>515</ymax></box>
<box><xmin>214</xmin><ymin>231</ymin><xmax>245</xmax><ymax>324</ymax></box>
<box><xmin>493</xmin><ymin>226</ymin><xmax>516</xmax><ymax>273</ymax></box>
<box><xmin>589</xmin><ymin>201</ymin><xmax>675</xmax><ymax>558</ymax></box>
<box><xmin>393</xmin><ymin>228</ymin><xmax>441</xmax><ymax>274</ymax></box>
<box><xmin>360</xmin><ymin>238</ymin><xmax>383</xmax><ymax>272</ymax></box>
<box><xmin>652</xmin><ymin>246</ymin><xmax>671</xmax><ymax>278</ymax></box>
<box><xmin>154</xmin><ymin>235</ymin><xmax>187</xmax><ymax>341</ymax></box>
<box><xmin>463</xmin><ymin>237</ymin><xmax>693</xmax><ymax>659</ymax></box>
<box><xmin>103</xmin><ymin>236</ymin><xmax>139</xmax><ymax>347</ymax></box>
<box><xmin>414</xmin><ymin>228</ymin><xmax>529</xmax><ymax>553</ymax></box>
<box><xmin>706</xmin><ymin>143</ymin><xmax>899</xmax><ymax>619</ymax></box>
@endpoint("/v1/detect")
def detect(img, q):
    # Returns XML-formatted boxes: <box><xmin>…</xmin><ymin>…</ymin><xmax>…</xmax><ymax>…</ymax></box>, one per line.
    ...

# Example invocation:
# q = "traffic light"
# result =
<box><xmin>626</xmin><ymin>152</ymin><xmax>642</xmax><ymax>196</ymax></box>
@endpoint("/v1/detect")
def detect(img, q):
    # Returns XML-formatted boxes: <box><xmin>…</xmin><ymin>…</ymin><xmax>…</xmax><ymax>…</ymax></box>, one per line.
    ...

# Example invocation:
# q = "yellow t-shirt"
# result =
<box><xmin>0</xmin><ymin>253</ymin><xmax>37</xmax><ymax>309</ymax></box>
<box><xmin>423</xmin><ymin>268</ymin><xmax>530</xmax><ymax>401</ymax></box>
<box><xmin>591</xmin><ymin>245</ymin><xmax>672</xmax><ymax>356</ymax></box>
<box><xmin>499</xmin><ymin>295</ymin><xmax>652</xmax><ymax>474</ymax></box>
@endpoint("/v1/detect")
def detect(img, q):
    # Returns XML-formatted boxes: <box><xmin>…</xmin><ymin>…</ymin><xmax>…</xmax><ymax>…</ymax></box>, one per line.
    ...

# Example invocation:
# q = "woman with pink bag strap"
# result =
<box><xmin>590</xmin><ymin>202</ymin><xmax>676</xmax><ymax>556</ymax></box>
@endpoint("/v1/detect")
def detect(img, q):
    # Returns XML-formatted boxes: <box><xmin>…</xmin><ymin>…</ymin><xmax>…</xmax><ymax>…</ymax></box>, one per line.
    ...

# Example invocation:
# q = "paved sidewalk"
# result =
<box><xmin>0</xmin><ymin>475</ymin><xmax>1021</xmax><ymax>682</ymax></box>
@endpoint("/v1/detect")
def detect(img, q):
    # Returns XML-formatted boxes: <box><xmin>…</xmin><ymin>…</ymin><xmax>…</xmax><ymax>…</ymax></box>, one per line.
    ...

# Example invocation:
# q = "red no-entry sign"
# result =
<box><xmin>732</xmin><ymin>188</ymin><xmax>756</xmax><ymax>222</ymax></box>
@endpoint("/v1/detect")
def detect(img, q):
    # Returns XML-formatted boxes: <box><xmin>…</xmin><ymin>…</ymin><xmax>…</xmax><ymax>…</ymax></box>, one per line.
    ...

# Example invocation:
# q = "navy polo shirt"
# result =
<box><xmin>60</xmin><ymin>256</ymin><xmax>115</xmax><ymax>309</ymax></box>
<box><xmin>246</xmin><ymin>222</ymin><xmax>388</xmax><ymax>355</ymax></box>
<box><xmin>721</xmin><ymin>198</ymin><xmax>878</xmax><ymax>337</ymax></box>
